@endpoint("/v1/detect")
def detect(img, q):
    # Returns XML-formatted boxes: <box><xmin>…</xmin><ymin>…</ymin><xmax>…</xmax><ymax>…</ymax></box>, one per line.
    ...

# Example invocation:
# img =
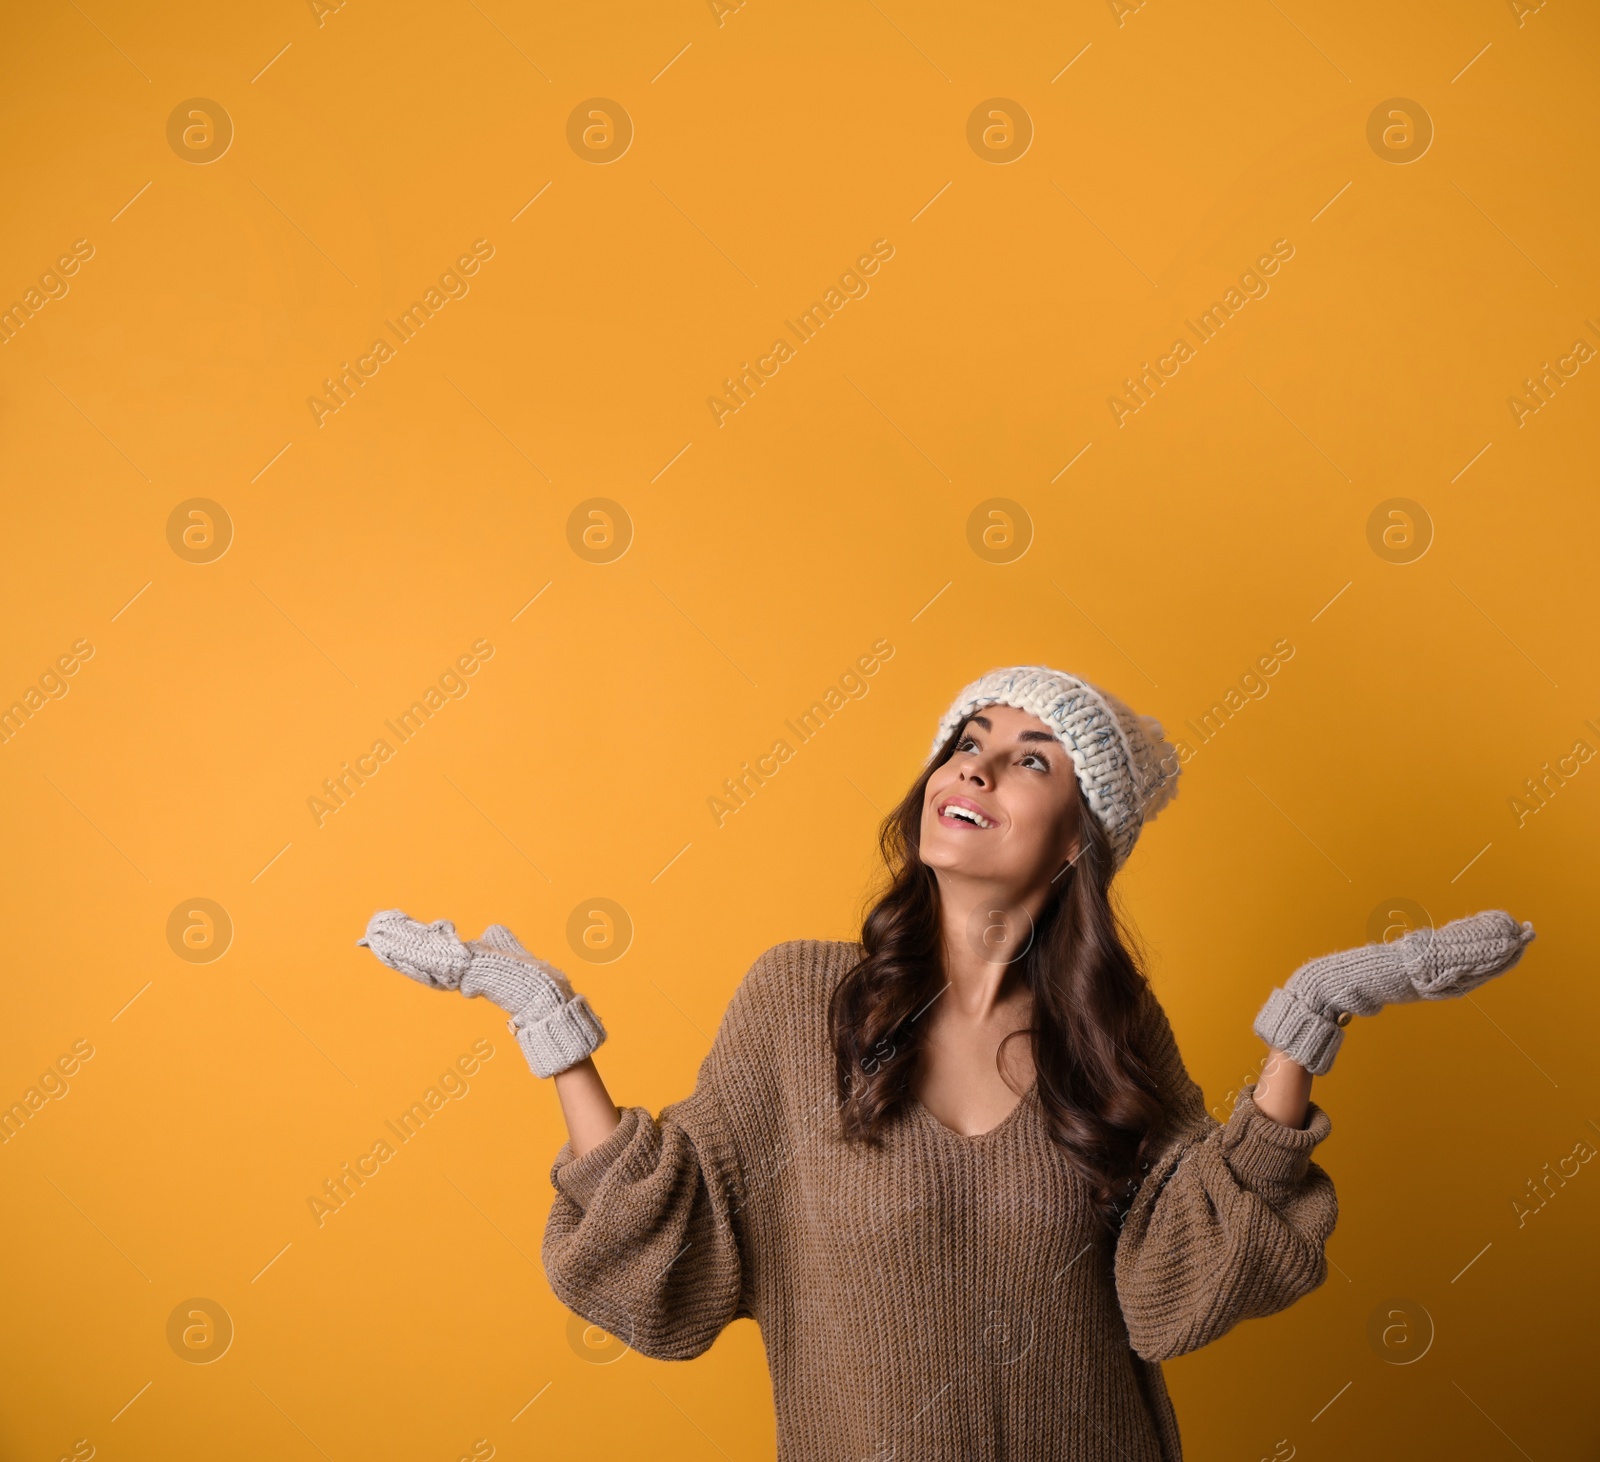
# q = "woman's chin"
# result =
<box><xmin>926</xmin><ymin>848</ymin><xmax>1000</xmax><ymax>880</ymax></box>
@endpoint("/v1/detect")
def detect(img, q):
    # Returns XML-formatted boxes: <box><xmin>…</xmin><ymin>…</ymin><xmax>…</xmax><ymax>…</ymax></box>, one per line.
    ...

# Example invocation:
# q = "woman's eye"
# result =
<box><xmin>954</xmin><ymin>736</ymin><xmax>1046</xmax><ymax>769</ymax></box>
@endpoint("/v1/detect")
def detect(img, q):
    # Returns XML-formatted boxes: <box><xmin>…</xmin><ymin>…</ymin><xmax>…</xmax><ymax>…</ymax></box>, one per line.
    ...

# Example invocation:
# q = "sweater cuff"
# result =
<box><xmin>549</xmin><ymin>1105</ymin><xmax>644</xmax><ymax>1210</ymax></box>
<box><xmin>1220</xmin><ymin>1084</ymin><xmax>1332</xmax><ymax>1193</ymax></box>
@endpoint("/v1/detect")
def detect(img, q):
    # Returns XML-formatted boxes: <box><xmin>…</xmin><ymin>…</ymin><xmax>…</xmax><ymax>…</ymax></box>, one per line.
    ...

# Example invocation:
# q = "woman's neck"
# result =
<box><xmin>932</xmin><ymin>876</ymin><xmax>1046</xmax><ymax>1022</ymax></box>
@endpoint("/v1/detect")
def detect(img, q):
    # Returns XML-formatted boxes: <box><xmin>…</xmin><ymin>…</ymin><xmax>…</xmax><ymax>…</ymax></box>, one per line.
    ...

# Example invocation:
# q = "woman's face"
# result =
<box><xmin>920</xmin><ymin>704</ymin><xmax>1083</xmax><ymax>895</ymax></box>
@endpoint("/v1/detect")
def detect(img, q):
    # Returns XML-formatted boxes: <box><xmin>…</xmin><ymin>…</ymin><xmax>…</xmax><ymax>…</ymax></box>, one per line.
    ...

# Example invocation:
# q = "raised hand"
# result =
<box><xmin>357</xmin><ymin>909</ymin><xmax>606</xmax><ymax>1078</ymax></box>
<box><xmin>1253</xmin><ymin>909</ymin><xmax>1536</xmax><ymax>1076</ymax></box>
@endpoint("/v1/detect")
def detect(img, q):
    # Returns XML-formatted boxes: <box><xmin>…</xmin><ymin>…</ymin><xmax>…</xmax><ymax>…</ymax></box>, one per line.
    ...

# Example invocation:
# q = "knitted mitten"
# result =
<box><xmin>357</xmin><ymin>909</ymin><xmax>606</xmax><ymax>1078</ymax></box>
<box><xmin>1253</xmin><ymin>909</ymin><xmax>1536</xmax><ymax>1077</ymax></box>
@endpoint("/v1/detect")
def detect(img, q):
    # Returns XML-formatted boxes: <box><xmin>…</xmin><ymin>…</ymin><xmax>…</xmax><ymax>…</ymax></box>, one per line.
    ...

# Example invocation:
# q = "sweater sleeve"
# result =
<box><xmin>1112</xmin><ymin>991</ymin><xmax>1339</xmax><ymax>1363</ymax></box>
<box><xmin>540</xmin><ymin>947</ymin><xmax>780</xmax><ymax>1362</ymax></box>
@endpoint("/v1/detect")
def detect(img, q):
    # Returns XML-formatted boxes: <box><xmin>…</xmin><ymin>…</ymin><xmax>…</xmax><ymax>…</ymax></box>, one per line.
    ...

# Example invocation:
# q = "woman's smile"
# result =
<box><xmin>936</xmin><ymin>794</ymin><xmax>998</xmax><ymax>830</ymax></box>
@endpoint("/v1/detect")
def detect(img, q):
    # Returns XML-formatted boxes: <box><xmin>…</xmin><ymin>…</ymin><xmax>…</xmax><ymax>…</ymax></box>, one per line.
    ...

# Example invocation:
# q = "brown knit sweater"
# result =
<box><xmin>543</xmin><ymin>940</ymin><xmax>1338</xmax><ymax>1461</ymax></box>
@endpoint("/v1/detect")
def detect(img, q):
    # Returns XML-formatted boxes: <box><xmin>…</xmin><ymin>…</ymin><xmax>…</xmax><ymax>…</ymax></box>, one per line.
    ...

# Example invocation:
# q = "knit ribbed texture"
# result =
<box><xmin>1252</xmin><ymin>910</ymin><xmax>1535</xmax><ymax>1076</ymax></box>
<box><xmin>357</xmin><ymin>910</ymin><xmax>606</xmax><ymax>1078</ymax></box>
<box><xmin>1252</xmin><ymin>985</ymin><xmax>1347</xmax><ymax>1075</ymax></box>
<box><xmin>543</xmin><ymin>940</ymin><xmax>1337</xmax><ymax>1461</ymax></box>
<box><xmin>929</xmin><ymin>666</ymin><xmax>1181</xmax><ymax>870</ymax></box>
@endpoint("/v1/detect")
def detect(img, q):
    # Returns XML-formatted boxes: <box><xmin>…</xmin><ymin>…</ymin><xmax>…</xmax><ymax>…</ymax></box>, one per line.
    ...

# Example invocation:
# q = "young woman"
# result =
<box><xmin>359</xmin><ymin>664</ymin><xmax>1535</xmax><ymax>1461</ymax></box>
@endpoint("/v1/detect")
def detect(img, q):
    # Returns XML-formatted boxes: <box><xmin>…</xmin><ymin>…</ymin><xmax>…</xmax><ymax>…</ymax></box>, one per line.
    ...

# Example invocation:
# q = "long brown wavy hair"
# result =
<box><xmin>827</xmin><ymin>715</ymin><xmax>1171</xmax><ymax>1233</ymax></box>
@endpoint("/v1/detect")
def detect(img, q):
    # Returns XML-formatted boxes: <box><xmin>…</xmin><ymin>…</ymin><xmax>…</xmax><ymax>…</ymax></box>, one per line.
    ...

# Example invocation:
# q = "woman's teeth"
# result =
<box><xmin>942</xmin><ymin>805</ymin><xmax>994</xmax><ymax>828</ymax></box>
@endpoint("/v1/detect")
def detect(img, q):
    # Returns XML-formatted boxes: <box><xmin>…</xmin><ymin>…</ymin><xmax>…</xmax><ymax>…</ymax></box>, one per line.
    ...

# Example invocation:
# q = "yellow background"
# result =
<box><xmin>2</xmin><ymin>0</ymin><xmax>1596</xmax><ymax>1457</ymax></box>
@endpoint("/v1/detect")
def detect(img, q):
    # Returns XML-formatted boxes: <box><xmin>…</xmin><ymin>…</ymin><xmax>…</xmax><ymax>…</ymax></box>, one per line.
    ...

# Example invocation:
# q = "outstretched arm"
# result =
<box><xmin>357</xmin><ymin>909</ymin><xmax>622</xmax><ymax>1154</ymax></box>
<box><xmin>1113</xmin><ymin>994</ymin><xmax>1337</xmax><ymax>1362</ymax></box>
<box><xmin>1252</xmin><ymin>1047</ymin><xmax>1312</xmax><ymax>1129</ymax></box>
<box><xmin>540</xmin><ymin>944</ymin><xmax>787</xmax><ymax>1359</ymax></box>
<box><xmin>358</xmin><ymin>909</ymin><xmax>784</xmax><ymax>1359</ymax></box>
<box><xmin>553</xmin><ymin>1056</ymin><xmax>622</xmax><ymax>1157</ymax></box>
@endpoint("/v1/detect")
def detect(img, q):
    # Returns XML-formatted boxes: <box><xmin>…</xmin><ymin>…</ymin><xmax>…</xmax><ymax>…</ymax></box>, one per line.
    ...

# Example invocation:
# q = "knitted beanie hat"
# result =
<box><xmin>929</xmin><ymin>665</ymin><xmax>1181</xmax><ymax>870</ymax></box>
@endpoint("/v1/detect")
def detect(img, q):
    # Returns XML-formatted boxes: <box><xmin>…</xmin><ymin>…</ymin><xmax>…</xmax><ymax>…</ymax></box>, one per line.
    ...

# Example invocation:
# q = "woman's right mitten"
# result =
<box><xmin>462</xmin><ymin>923</ymin><xmax>607</xmax><ymax>1079</ymax></box>
<box><xmin>358</xmin><ymin>909</ymin><xmax>605</xmax><ymax>1078</ymax></box>
<box><xmin>1253</xmin><ymin>909</ymin><xmax>1536</xmax><ymax>1076</ymax></box>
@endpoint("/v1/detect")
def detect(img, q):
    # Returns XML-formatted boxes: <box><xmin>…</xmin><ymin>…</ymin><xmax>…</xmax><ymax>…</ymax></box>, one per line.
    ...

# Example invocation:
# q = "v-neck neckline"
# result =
<box><xmin>909</xmin><ymin>1080</ymin><xmax>1038</xmax><ymax>1143</ymax></box>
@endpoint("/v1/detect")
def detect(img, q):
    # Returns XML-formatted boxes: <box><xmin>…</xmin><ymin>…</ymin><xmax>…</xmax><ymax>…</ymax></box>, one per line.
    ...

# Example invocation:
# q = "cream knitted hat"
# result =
<box><xmin>929</xmin><ymin>665</ymin><xmax>1181</xmax><ymax>870</ymax></box>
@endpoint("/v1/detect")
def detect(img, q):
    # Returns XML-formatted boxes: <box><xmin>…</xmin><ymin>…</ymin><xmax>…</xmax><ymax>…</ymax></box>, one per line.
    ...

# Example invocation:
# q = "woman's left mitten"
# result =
<box><xmin>1393</xmin><ymin>909</ymin><xmax>1537</xmax><ymax>1000</ymax></box>
<box><xmin>1254</xmin><ymin>909</ymin><xmax>1536</xmax><ymax>1075</ymax></box>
